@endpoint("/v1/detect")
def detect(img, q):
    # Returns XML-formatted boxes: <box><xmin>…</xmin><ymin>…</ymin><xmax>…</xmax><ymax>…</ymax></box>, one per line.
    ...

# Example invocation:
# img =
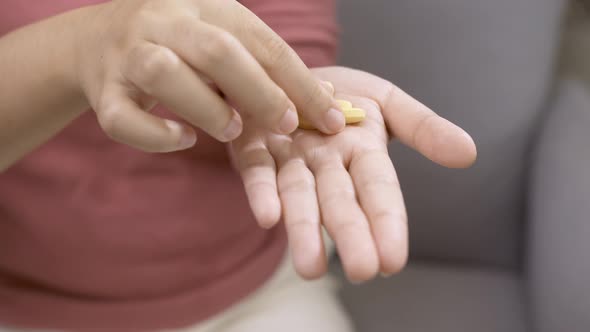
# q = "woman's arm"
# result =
<box><xmin>0</xmin><ymin>8</ymin><xmax>89</xmax><ymax>170</ymax></box>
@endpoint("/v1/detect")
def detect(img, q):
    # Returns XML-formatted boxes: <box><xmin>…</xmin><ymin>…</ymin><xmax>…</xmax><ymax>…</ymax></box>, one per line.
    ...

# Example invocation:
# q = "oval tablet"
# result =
<box><xmin>297</xmin><ymin>99</ymin><xmax>366</xmax><ymax>130</ymax></box>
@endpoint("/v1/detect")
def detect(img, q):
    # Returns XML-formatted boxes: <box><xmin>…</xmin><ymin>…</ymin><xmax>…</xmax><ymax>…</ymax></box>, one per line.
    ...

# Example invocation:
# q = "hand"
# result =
<box><xmin>231</xmin><ymin>67</ymin><xmax>476</xmax><ymax>282</ymax></box>
<box><xmin>73</xmin><ymin>0</ymin><xmax>344</xmax><ymax>152</ymax></box>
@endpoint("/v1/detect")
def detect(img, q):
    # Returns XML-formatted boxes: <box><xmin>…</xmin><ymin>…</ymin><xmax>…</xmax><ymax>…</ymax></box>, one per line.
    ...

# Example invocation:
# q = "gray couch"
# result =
<box><xmin>332</xmin><ymin>1</ymin><xmax>590</xmax><ymax>331</ymax></box>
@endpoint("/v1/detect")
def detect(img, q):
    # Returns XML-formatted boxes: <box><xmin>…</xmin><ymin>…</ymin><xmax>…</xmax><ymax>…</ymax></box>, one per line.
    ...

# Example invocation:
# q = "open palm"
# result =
<box><xmin>230</xmin><ymin>67</ymin><xmax>477</xmax><ymax>282</ymax></box>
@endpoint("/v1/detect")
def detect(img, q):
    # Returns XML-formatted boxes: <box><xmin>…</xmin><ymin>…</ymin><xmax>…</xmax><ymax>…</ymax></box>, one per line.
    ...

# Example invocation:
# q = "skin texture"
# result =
<box><xmin>231</xmin><ymin>67</ymin><xmax>477</xmax><ymax>283</ymax></box>
<box><xmin>0</xmin><ymin>0</ymin><xmax>343</xmax><ymax>170</ymax></box>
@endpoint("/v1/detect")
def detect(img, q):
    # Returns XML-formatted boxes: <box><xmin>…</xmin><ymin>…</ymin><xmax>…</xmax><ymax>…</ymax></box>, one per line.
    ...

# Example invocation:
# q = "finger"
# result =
<box><xmin>145</xmin><ymin>16</ymin><xmax>298</xmax><ymax>135</ymax></box>
<box><xmin>311</xmin><ymin>157</ymin><xmax>379</xmax><ymax>282</ymax></box>
<box><xmin>95</xmin><ymin>85</ymin><xmax>196</xmax><ymax>152</ymax></box>
<box><xmin>349</xmin><ymin>149</ymin><xmax>408</xmax><ymax>276</ymax></box>
<box><xmin>233</xmin><ymin>138</ymin><xmax>281</xmax><ymax>228</ymax></box>
<box><xmin>277</xmin><ymin>159</ymin><xmax>326</xmax><ymax>279</ymax></box>
<box><xmin>122</xmin><ymin>43</ymin><xmax>242</xmax><ymax>142</ymax></box>
<box><xmin>381</xmin><ymin>84</ymin><xmax>477</xmax><ymax>168</ymax></box>
<box><xmin>198</xmin><ymin>1</ymin><xmax>345</xmax><ymax>134</ymax></box>
<box><xmin>314</xmin><ymin>67</ymin><xmax>477</xmax><ymax>168</ymax></box>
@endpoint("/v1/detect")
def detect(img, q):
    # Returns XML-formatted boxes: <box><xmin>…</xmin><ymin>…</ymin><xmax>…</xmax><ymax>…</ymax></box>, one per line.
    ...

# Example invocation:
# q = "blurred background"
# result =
<box><xmin>562</xmin><ymin>1</ymin><xmax>590</xmax><ymax>85</ymax></box>
<box><xmin>332</xmin><ymin>1</ymin><xmax>590</xmax><ymax>331</ymax></box>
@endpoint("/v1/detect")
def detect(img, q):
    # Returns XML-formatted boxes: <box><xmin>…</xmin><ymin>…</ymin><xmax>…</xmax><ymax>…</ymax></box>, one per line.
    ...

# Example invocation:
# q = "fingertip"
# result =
<box><xmin>221</xmin><ymin>112</ymin><xmax>243</xmax><ymax>142</ymax></box>
<box><xmin>374</xmin><ymin>215</ymin><xmax>409</xmax><ymax>277</ymax></box>
<box><xmin>250</xmin><ymin>191</ymin><xmax>281</xmax><ymax>229</ymax></box>
<box><xmin>461</xmin><ymin>131</ymin><xmax>478</xmax><ymax>167</ymax></box>
<box><xmin>179</xmin><ymin>129</ymin><xmax>198</xmax><ymax>150</ymax></box>
<box><xmin>346</xmin><ymin>262</ymin><xmax>379</xmax><ymax>284</ymax></box>
<box><xmin>442</xmin><ymin>127</ymin><xmax>478</xmax><ymax>169</ymax></box>
<box><xmin>293</xmin><ymin>248</ymin><xmax>328</xmax><ymax>280</ymax></box>
<box><xmin>423</xmin><ymin>118</ymin><xmax>478</xmax><ymax>169</ymax></box>
<box><xmin>255</xmin><ymin>203</ymin><xmax>281</xmax><ymax>229</ymax></box>
<box><xmin>379</xmin><ymin>248</ymin><xmax>408</xmax><ymax>278</ymax></box>
<box><xmin>343</xmin><ymin>246</ymin><xmax>380</xmax><ymax>283</ymax></box>
<box><xmin>257</xmin><ymin>216</ymin><xmax>279</xmax><ymax>230</ymax></box>
<box><xmin>165</xmin><ymin>120</ymin><xmax>197</xmax><ymax>150</ymax></box>
<box><xmin>287</xmin><ymin>222</ymin><xmax>327</xmax><ymax>280</ymax></box>
<box><xmin>322</xmin><ymin>108</ymin><xmax>346</xmax><ymax>134</ymax></box>
<box><xmin>278</xmin><ymin>108</ymin><xmax>299</xmax><ymax>135</ymax></box>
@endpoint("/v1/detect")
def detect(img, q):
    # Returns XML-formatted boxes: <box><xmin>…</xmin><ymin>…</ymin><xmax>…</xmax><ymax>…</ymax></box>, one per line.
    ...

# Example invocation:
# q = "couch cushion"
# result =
<box><xmin>335</xmin><ymin>262</ymin><xmax>528</xmax><ymax>332</ymax></box>
<box><xmin>337</xmin><ymin>0</ymin><xmax>565</xmax><ymax>268</ymax></box>
<box><xmin>527</xmin><ymin>80</ymin><xmax>590</xmax><ymax>332</ymax></box>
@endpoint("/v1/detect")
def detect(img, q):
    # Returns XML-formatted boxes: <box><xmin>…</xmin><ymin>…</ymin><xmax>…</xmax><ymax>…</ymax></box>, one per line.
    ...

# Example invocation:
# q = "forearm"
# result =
<box><xmin>0</xmin><ymin>8</ymin><xmax>89</xmax><ymax>170</ymax></box>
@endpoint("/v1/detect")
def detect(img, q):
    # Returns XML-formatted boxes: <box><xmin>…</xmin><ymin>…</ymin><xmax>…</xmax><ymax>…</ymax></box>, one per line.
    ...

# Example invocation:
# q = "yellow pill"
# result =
<box><xmin>297</xmin><ymin>116</ymin><xmax>315</xmax><ymax>130</ymax></box>
<box><xmin>342</xmin><ymin>108</ymin><xmax>365</xmax><ymax>124</ymax></box>
<box><xmin>297</xmin><ymin>101</ymin><xmax>366</xmax><ymax>130</ymax></box>
<box><xmin>336</xmin><ymin>99</ymin><xmax>353</xmax><ymax>109</ymax></box>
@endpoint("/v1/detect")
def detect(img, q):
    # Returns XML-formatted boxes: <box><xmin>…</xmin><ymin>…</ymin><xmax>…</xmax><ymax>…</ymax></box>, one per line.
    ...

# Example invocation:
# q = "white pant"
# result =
<box><xmin>1</xmin><ymin>237</ymin><xmax>353</xmax><ymax>332</ymax></box>
<box><xmin>178</xmin><ymin>239</ymin><xmax>353</xmax><ymax>332</ymax></box>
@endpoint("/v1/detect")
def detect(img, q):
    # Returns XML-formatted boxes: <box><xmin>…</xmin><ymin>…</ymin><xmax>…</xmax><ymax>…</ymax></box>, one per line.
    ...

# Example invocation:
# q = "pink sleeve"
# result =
<box><xmin>240</xmin><ymin>0</ymin><xmax>339</xmax><ymax>67</ymax></box>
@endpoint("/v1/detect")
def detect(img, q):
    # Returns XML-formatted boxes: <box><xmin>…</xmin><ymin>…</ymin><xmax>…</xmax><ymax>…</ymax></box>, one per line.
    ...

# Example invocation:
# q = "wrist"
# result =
<box><xmin>66</xmin><ymin>4</ymin><xmax>109</xmax><ymax>112</ymax></box>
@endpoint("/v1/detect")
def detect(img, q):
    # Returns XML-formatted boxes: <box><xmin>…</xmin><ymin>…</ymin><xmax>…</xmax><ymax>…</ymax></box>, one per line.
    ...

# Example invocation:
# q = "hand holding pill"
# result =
<box><xmin>231</xmin><ymin>66</ymin><xmax>477</xmax><ymax>283</ymax></box>
<box><xmin>70</xmin><ymin>0</ymin><xmax>342</xmax><ymax>154</ymax></box>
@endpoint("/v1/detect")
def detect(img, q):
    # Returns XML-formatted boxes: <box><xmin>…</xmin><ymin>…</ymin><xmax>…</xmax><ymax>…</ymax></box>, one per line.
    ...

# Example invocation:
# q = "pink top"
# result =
<box><xmin>0</xmin><ymin>1</ymin><xmax>338</xmax><ymax>330</ymax></box>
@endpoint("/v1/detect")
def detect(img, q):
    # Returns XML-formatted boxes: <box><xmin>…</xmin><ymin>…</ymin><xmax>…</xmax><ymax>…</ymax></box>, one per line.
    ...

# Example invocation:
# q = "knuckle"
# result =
<box><xmin>330</xmin><ymin>218</ymin><xmax>360</xmax><ymax>238</ymax></box>
<box><xmin>286</xmin><ymin>219</ymin><xmax>317</xmax><ymax>231</ymax></box>
<box><xmin>245</xmin><ymin>180</ymin><xmax>275</xmax><ymax>195</ymax></box>
<box><xmin>281</xmin><ymin>176</ymin><xmax>315</xmax><ymax>193</ymax></box>
<box><xmin>374</xmin><ymin>209</ymin><xmax>407</xmax><ymax>226</ymax></box>
<box><xmin>361</xmin><ymin>174</ymin><xmax>399</xmax><ymax>190</ymax></box>
<box><xmin>381</xmin><ymin>82</ymin><xmax>408</xmax><ymax>116</ymax></box>
<box><xmin>260</xmin><ymin>32</ymin><xmax>292</xmax><ymax>69</ymax></box>
<box><xmin>313</xmin><ymin>153</ymin><xmax>343</xmax><ymax>170</ymax></box>
<box><xmin>321</xmin><ymin>188</ymin><xmax>355</xmax><ymax>207</ymax></box>
<box><xmin>138</xmin><ymin>0</ymin><xmax>161</xmax><ymax>13</ymax></box>
<box><xmin>303</xmin><ymin>146</ymin><xmax>331</xmax><ymax>168</ymax></box>
<box><xmin>97</xmin><ymin>105</ymin><xmax>122</xmax><ymax>137</ymax></box>
<box><xmin>198</xmin><ymin>29</ymin><xmax>238</xmax><ymax>66</ymax></box>
<box><xmin>412</xmin><ymin>113</ymin><xmax>437</xmax><ymax>148</ymax></box>
<box><xmin>299</xmin><ymin>83</ymin><xmax>326</xmax><ymax>114</ymax></box>
<box><xmin>383</xmin><ymin>82</ymin><xmax>402</xmax><ymax>105</ymax></box>
<box><xmin>170</xmin><ymin>15</ymin><xmax>197</xmax><ymax>41</ymax></box>
<box><xmin>259</xmin><ymin>87</ymin><xmax>290</xmax><ymax>121</ymax></box>
<box><xmin>242</xmin><ymin>151</ymin><xmax>275</xmax><ymax>171</ymax></box>
<box><xmin>132</xmin><ymin>2</ymin><xmax>165</xmax><ymax>34</ymax></box>
<box><xmin>135</xmin><ymin>4</ymin><xmax>156</xmax><ymax>25</ymax></box>
<box><xmin>279</xmin><ymin>167</ymin><xmax>315</xmax><ymax>193</ymax></box>
<box><xmin>130</xmin><ymin>46</ymin><xmax>179</xmax><ymax>92</ymax></box>
<box><xmin>270</xmin><ymin>88</ymin><xmax>290</xmax><ymax>107</ymax></box>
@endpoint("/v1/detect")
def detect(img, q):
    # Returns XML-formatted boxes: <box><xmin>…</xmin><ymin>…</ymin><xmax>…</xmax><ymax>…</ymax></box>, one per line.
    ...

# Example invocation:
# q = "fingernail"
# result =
<box><xmin>179</xmin><ymin>130</ymin><xmax>197</xmax><ymax>149</ymax></box>
<box><xmin>223</xmin><ymin>113</ymin><xmax>243</xmax><ymax>141</ymax></box>
<box><xmin>279</xmin><ymin>108</ymin><xmax>298</xmax><ymax>134</ymax></box>
<box><xmin>380</xmin><ymin>272</ymin><xmax>393</xmax><ymax>278</ymax></box>
<box><xmin>167</xmin><ymin>120</ymin><xmax>197</xmax><ymax>150</ymax></box>
<box><xmin>324</xmin><ymin>108</ymin><xmax>345</xmax><ymax>133</ymax></box>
